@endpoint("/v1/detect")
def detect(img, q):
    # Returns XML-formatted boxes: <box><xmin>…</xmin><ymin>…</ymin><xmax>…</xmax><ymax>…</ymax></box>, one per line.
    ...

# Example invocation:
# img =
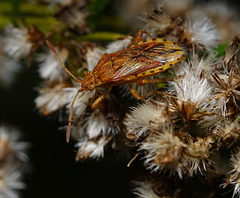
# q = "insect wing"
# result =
<box><xmin>111</xmin><ymin>41</ymin><xmax>184</xmax><ymax>81</ymax></box>
<box><xmin>111</xmin><ymin>57</ymin><xmax>161</xmax><ymax>81</ymax></box>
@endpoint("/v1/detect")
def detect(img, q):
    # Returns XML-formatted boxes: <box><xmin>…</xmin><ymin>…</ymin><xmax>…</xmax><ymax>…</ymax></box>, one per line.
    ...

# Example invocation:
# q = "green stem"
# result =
<box><xmin>76</xmin><ymin>31</ymin><xmax>126</xmax><ymax>41</ymax></box>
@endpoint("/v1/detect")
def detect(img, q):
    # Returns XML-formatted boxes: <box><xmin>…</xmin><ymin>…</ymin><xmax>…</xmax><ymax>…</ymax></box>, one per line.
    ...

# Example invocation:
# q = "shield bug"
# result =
<box><xmin>46</xmin><ymin>30</ymin><xmax>184</xmax><ymax>142</ymax></box>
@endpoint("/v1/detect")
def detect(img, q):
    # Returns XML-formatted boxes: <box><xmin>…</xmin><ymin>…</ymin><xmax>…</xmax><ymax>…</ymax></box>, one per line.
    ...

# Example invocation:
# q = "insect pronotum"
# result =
<box><xmin>46</xmin><ymin>30</ymin><xmax>184</xmax><ymax>142</ymax></box>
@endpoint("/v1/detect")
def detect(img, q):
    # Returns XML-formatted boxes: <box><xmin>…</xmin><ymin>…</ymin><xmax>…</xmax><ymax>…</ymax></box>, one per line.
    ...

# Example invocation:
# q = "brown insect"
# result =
<box><xmin>46</xmin><ymin>30</ymin><xmax>184</xmax><ymax>142</ymax></box>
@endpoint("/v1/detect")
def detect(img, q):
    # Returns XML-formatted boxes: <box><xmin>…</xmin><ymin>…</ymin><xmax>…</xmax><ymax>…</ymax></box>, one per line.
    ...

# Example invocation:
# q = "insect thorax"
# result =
<box><xmin>82</xmin><ymin>71</ymin><xmax>96</xmax><ymax>90</ymax></box>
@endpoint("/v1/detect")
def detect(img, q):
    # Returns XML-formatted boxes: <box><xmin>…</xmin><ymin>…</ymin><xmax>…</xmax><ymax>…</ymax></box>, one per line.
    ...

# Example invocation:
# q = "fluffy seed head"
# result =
<box><xmin>37</xmin><ymin>48</ymin><xmax>69</xmax><ymax>82</ymax></box>
<box><xmin>35</xmin><ymin>83</ymin><xmax>68</xmax><ymax>115</ymax></box>
<box><xmin>183</xmin><ymin>137</ymin><xmax>214</xmax><ymax>176</ymax></box>
<box><xmin>75</xmin><ymin>136</ymin><xmax>112</xmax><ymax>161</ymax></box>
<box><xmin>0</xmin><ymin>126</ymin><xmax>29</xmax><ymax>198</ymax></box>
<box><xmin>125</xmin><ymin>101</ymin><xmax>168</xmax><ymax>140</ymax></box>
<box><xmin>139</xmin><ymin>126</ymin><xmax>186</xmax><ymax>177</ymax></box>
<box><xmin>172</xmin><ymin>59</ymin><xmax>213</xmax><ymax>107</ymax></box>
<box><xmin>3</xmin><ymin>24</ymin><xmax>32</xmax><ymax>60</ymax></box>
<box><xmin>55</xmin><ymin>6</ymin><xmax>89</xmax><ymax>34</ymax></box>
<box><xmin>85</xmin><ymin>47</ymin><xmax>104</xmax><ymax>71</ymax></box>
<box><xmin>106</xmin><ymin>36</ymin><xmax>133</xmax><ymax>53</ymax></box>
<box><xmin>0</xmin><ymin>53</ymin><xmax>21</xmax><ymax>87</ymax></box>
<box><xmin>183</xmin><ymin>11</ymin><xmax>220</xmax><ymax>50</ymax></box>
<box><xmin>134</xmin><ymin>182</ymin><xmax>160</xmax><ymax>198</ymax></box>
<box><xmin>64</xmin><ymin>84</ymin><xmax>96</xmax><ymax>118</ymax></box>
<box><xmin>141</xmin><ymin>7</ymin><xmax>172</xmax><ymax>37</ymax></box>
<box><xmin>224</xmin><ymin>149</ymin><xmax>240</xmax><ymax>197</ymax></box>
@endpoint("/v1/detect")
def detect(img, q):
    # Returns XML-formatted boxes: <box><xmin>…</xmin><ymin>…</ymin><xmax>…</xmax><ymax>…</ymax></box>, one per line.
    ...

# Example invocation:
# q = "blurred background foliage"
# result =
<box><xmin>0</xmin><ymin>0</ymin><xmax>128</xmax><ymax>37</ymax></box>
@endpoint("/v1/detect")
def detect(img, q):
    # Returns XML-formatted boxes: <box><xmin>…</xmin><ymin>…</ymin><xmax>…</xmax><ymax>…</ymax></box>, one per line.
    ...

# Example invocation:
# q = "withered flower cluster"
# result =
<box><xmin>2</xmin><ymin>0</ymin><xmax>240</xmax><ymax>197</ymax></box>
<box><xmin>0</xmin><ymin>126</ymin><xmax>29</xmax><ymax>198</ymax></box>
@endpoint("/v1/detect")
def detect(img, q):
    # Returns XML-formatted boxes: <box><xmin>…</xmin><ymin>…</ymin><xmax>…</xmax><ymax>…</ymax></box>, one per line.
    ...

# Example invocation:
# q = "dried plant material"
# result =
<box><xmin>140</xmin><ymin>129</ymin><xmax>186</xmax><ymax>177</ymax></box>
<box><xmin>183</xmin><ymin>136</ymin><xmax>215</xmax><ymax>176</ymax></box>
<box><xmin>3</xmin><ymin>25</ymin><xmax>32</xmax><ymax>60</ymax></box>
<box><xmin>3</xmin><ymin>0</ymin><xmax>240</xmax><ymax>197</ymax></box>
<box><xmin>224</xmin><ymin>149</ymin><xmax>240</xmax><ymax>197</ymax></box>
<box><xmin>0</xmin><ymin>126</ymin><xmax>29</xmax><ymax>198</ymax></box>
<box><xmin>181</xmin><ymin>11</ymin><xmax>220</xmax><ymax>51</ymax></box>
<box><xmin>222</xmin><ymin>34</ymin><xmax>240</xmax><ymax>72</ymax></box>
<box><xmin>54</xmin><ymin>1</ymin><xmax>90</xmax><ymax>34</ymax></box>
<box><xmin>75</xmin><ymin>136</ymin><xmax>112</xmax><ymax>161</ymax></box>
<box><xmin>35</xmin><ymin>83</ymin><xmax>70</xmax><ymax>115</ymax></box>
<box><xmin>125</xmin><ymin>101</ymin><xmax>169</xmax><ymax>140</ymax></box>
<box><xmin>37</xmin><ymin>47</ymin><xmax>69</xmax><ymax>82</ymax></box>
<box><xmin>212</xmin><ymin>70</ymin><xmax>240</xmax><ymax>118</ymax></box>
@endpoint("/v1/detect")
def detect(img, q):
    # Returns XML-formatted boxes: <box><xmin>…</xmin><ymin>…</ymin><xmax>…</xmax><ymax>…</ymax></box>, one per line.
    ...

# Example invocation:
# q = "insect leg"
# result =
<box><xmin>128</xmin><ymin>84</ymin><xmax>161</xmax><ymax>100</ymax></box>
<box><xmin>132</xmin><ymin>30</ymin><xmax>154</xmax><ymax>45</ymax></box>
<box><xmin>137</xmin><ymin>73</ymin><xmax>186</xmax><ymax>86</ymax></box>
<box><xmin>136</xmin><ymin>78</ymin><xmax>172</xmax><ymax>86</ymax></box>
<box><xmin>91</xmin><ymin>87</ymin><xmax>112</xmax><ymax>110</ymax></box>
<box><xmin>46</xmin><ymin>41</ymin><xmax>83</xmax><ymax>83</ymax></box>
<box><xmin>66</xmin><ymin>88</ymin><xmax>84</xmax><ymax>143</ymax></box>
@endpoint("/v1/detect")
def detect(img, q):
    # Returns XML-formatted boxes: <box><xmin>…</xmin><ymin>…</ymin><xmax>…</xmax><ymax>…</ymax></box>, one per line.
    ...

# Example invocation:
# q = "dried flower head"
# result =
<box><xmin>85</xmin><ymin>108</ymin><xmax>108</xmax><ymax>139</ymax></box>
<box><xmin>183</xmin><ymin>136</ymin><xmax>214</xmax><ymax>176</ymax></box>
<box><xmin>35</xmin><ymin>83</ymin><xmax>70</xmax><ymax>115</ymax></box>
<box><xmin>0</xmin><ymin>126</ymin><xmax>29</xmax><ymax>198</ymax></box>
<box><xmin>3</xmin><ymin>25</ymin><xmax>40</xmax><ymax>60</ymax></box>
<box><xmin>85</xmin><ymin>47</ymin><xmax>104</xmax><ymax>71</ymax></box>
<box><xmin>3</xmin><ymin>24</ymin><xmax>31</xmax><ymax>60</ymax></box>
<box><xmin>0</xmin><ymin>166</ymin><xmax>26</xmax><ymax>198</ymax></box>
<box><xmin>125</xmin><ymin>101</ymin><xmax>168</xmax><ymax>140</ymax></box>
<box><xmin>142</xmin><ymin>8</ymin><xmax>171</xmax><ymax>36</ymax></box>
<box><xmin>64</xmin><ymin>84</ymin><xmax>96</xmax><ymax>118</ymax></box>
<box><xmin>55</xmin><ymin>3</ymin><xmax>90</xmax><ymax>34</ymax></box>
<box><xmin>74</xmin><ymin>42</ymin><xmax>96</xmax><ymax>68</ymax></box>
<box><xmin>222</xmin><ymin>34</ymin><xmax>240</xmax><ymax>72</ymax></box>
<box><xmin>37</xmin><ymin>48</ymin><xmax>69</xmax><ymax>82</ymax></box>
<box><xmin>198</xmin><ymin>1</ymin><xmax>240</xmax><ymax>42</ymax></box>
<box><xmin>133</xmin><ymin>175</ymin><xmax>180</xmax><ymax>198</ymax></box>
<box><xmin>106</xmin><ymin>36</ymin><xmax>133</xmax><ymax>54</ymax></box>
<box><xmin>0</xmin><ymin>53</ymin><xmax>21</xmax><ymax>87</ymax></box>
<box><xmin>174</xmin><ymin>52</ymin><xmax>216</xmax><ymax>76</ymax></box>
<box><xmin>75</xmin><ymin>136</ymin><xmax>112</xmax><ymax>161</ymax></box>
<box><xmin>224</xmin><ymin>149</ymin><xmax>240</xmax><ymax>198</ymax></box>
<box><xmin>169</xmin><ymin>62</ymin><xmax>214</xmax><ymax>125</ymax></box>
<box><xmin>181</xmin><ymin>11</ymin><xmax>220</xmax><ymax>51</ymax></box>
<box><xmin>163</xmin><ymin>0</ymin><xmax>192</xmax><ymax>15</ymax></box>
<box><xmin>84</xmin><ymin>107</ymin><xmax>121</xmax><ymax>139</ymax></box>
<box><xmin>139</xmin><ymin>125</ymin><xmax>186</xmax><ymax>178</ymax></box>
<box><xmin>141</xmin><ymin>7</ymin><xmax>183</xmax><ymax>38</ymax></box>
<box><xmin>0</xmin><ymin>126</ymin><xmax>29</xmax><ymax>163</ymax></box>
<box><xmin>134</xmin><ymin>182</ymin><xmax>160</xmax><ymax>198</ymax></box>
<box><xmin>212</xmin><ymin>118</ymin><xmax>240</xmax><ymax>148</ymax></box>
<box><xmin>211</xmin><ymin>70</ymin><xmax>240</xmax><ymax>118</ymax></box>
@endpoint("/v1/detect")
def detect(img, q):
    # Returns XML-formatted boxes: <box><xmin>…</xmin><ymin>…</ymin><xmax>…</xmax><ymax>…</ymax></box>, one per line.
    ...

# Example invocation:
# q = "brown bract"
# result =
<box><xmin>212</xmin><ymin>71</ymin><xmax>240</xmax><ymax>118</ymax></box>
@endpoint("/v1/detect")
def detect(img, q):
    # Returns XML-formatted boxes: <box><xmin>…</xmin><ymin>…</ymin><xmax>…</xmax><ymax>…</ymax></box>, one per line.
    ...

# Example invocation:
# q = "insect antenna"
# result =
<box><xmin>46</xmin><ymin>40</ymin><xmax>83</xmax><ymax>83</ymax></box>
<box><xmin>66</xmin><ymin>88</ymin><xmax>85</xmax><ymax>143</ymax></box>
